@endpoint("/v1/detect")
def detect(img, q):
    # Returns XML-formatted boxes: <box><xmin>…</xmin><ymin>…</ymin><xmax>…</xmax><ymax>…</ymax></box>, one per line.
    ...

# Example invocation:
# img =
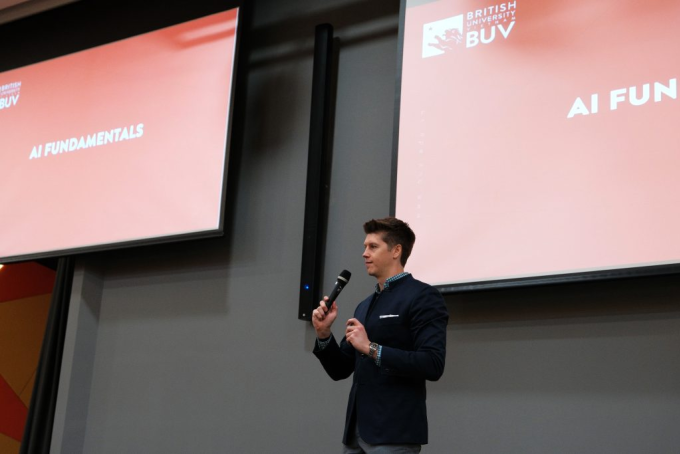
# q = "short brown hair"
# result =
<box><xmin>363</xmin><ymin>217</ymin><xmax>416</xmax><ymax>266</ymax></box>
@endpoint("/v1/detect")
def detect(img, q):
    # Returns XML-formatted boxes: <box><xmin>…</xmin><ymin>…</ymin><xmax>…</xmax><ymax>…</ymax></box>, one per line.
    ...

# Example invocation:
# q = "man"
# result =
<box><xmin>312</xmin><ymin>217</ymin><xmax>448</xmax><ymax>453</ymax></box>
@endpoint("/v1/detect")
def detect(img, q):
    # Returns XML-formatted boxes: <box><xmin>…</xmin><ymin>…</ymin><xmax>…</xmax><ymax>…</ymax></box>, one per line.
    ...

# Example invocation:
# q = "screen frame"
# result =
<box><xmin>390</xmin><ymin>0</ymin><xmax>680</xmax><ymax>293</ymax></box>
<box><xmin>0</xmin><ymin>1</ymin><xmax>244</xmax><ymax>264</ymax></box>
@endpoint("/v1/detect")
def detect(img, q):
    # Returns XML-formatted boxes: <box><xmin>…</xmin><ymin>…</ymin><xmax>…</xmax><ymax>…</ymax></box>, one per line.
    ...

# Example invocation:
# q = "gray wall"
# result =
<box><xmin>50</xmin><ymin>0</ymin><xmax>680</xmax><ymax>452</ymax></box>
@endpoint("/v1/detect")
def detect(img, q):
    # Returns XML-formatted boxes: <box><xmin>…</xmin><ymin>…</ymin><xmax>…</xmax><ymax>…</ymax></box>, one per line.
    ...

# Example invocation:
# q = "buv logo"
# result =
<box><xmin>423</xmin><ymin>15</ymin><xmax>464</xmax><ymax>58</ymax></box>
<box><xmin>0</xmin><ymin>81</ymin><xmax>21</xmax><ymax>111</ymax></box>
<box><xmin>0</xmin><ymin>94</ymin><xmax>20</xmax><ymax>110</ymax></box>
<box><xmin>422</xmin><ymin>2</ymin><xmax>517</xmax><ymax>58</ymax></box>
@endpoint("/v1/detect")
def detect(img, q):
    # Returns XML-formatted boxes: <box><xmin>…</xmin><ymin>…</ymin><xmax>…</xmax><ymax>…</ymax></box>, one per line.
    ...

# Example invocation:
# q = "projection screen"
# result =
<box><xmin>0</xmin><ymin>8</ymin><xmax>239</xmax><ymax>263</ymax></box>
<box><xmin>394</xmin><ymin>0</ymin><xmax>680</xmax><ymax>291</ymax></box>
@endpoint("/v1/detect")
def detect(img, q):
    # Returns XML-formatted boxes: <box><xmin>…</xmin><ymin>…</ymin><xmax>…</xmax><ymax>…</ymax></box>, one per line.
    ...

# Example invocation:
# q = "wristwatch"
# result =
<box><xmin>369</xmin><ymin>342</ymin><xmax>378</xmax><ymax>359</ymax></box>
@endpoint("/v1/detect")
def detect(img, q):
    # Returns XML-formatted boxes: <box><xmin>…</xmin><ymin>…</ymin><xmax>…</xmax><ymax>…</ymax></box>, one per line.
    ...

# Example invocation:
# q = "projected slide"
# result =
<box><xmin>396</xmin><ymin>0</ymin><xmax>680</xmax><ymax>287</ymax></box>
<box><xmin>0</xmin><ymin>9</ymin><xmax>238</xmax><ymax>262</ymax></box>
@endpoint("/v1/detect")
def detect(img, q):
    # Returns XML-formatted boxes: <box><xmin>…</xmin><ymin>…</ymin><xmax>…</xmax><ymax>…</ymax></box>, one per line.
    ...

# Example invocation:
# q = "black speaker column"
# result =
<box><xmin>299</xmin><ymin>24</ymin><xmax>334</xmax><ymax>321</ymax></box>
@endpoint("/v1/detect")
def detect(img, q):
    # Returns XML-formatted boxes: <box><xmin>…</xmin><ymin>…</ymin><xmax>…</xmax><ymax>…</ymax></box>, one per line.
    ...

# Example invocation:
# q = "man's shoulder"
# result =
<box><xmin>397</xmin><ymin>274</ymin><xmax>438</xmax><ymax>293</ymax></box>
<box><xmin>383</xmin><ymin>275</ymin><xmax>442</xmax><ymax>304</ymax></box>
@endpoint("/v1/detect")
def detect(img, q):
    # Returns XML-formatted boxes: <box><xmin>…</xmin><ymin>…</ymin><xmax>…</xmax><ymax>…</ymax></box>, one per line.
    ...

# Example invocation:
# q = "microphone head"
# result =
<box><xmin>338</xmin><ymin>269</ymin><xmax>351</xmax><ymax>283</ymax></box>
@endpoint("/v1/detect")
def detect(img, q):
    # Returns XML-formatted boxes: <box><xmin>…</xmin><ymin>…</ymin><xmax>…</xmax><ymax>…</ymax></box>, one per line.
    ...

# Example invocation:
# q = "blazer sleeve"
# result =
<box><xmin>379</xmin><ymin>286</ymin><xmax>448</xmax><ymax>381</ymax></box>
<box><xmin>313</xmin><ymin>334</ymin><xmax>356</xmax><ymax>381</ymax></box>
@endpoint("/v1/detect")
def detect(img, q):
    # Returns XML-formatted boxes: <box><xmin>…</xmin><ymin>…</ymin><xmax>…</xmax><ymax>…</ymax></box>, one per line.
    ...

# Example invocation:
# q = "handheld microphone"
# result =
<box><xmin>325</xmin><ymin>270</ymin><xmax>351</xmax><ymax>312</ymax></box>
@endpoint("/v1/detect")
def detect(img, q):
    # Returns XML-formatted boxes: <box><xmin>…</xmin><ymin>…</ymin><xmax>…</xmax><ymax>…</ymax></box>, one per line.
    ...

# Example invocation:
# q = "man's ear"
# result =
<box><xmin>392</xmin><ymin>244</ymin><xmax>402</xmax><ymax>260</ymax></box>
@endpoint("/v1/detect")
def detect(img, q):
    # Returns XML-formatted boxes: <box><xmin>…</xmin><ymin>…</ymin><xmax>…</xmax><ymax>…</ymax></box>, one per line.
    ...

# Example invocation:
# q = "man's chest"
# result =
<box><xmin>360</xmin><ymin>294</ymin><xmax>413</xmax><ymax>347</ymax></box>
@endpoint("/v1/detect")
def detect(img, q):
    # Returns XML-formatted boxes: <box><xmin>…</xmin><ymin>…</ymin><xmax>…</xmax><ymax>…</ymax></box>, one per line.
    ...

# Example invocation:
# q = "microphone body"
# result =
<box><xmin>325</xmin><ymin>270</ymin><xmax>351</xmax><ymax>311</ymax></box>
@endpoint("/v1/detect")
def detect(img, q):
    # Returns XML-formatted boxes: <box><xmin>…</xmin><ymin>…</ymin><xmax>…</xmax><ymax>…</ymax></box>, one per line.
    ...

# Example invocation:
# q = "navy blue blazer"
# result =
<box><xmin>314</xmin><ymin>274</ymin><xmax>448</xmax><ymax>445</ymax></box>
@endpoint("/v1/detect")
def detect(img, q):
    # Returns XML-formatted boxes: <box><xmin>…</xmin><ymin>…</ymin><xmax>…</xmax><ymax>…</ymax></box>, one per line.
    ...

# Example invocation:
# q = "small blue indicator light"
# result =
<box><xmin>304</xmin><ymin>285</ymin><xmax>310</xmax><ymax>290</ymax></box>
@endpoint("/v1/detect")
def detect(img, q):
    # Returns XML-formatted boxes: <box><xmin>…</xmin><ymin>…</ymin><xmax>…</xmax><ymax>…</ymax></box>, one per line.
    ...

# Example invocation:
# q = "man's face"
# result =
<box><xmin>363</xmin><ymin>233</ymin><xmax>399</xmax><ymax>280</ymax></box>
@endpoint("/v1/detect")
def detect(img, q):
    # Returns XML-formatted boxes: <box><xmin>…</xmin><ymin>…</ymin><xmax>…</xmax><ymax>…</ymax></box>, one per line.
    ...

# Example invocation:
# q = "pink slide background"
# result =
<box><xmin>396</xmin><ymin>0</ymin><xmax>680</xmax><ymax>285</ymax></box>
<box><xmin>0</xmin><ymin>9</ymin><xmax>238</xmax><ymax>261</ymax></box>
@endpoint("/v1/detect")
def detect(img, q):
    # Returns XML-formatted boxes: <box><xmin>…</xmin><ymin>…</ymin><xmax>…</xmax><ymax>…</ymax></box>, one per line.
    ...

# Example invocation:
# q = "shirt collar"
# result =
<box><xmin>375</xmin><ymin>272</ymin><xmax>411</xmax><ymax>293</ymax></box>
